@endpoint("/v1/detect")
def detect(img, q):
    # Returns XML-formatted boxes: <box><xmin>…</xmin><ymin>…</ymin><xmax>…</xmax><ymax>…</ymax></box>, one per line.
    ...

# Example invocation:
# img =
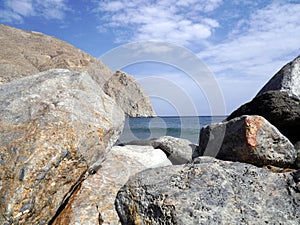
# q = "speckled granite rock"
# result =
<box><xmin>0</xmin><ymin>69</ymin><xmax>124</xmax><ymax>224</ymax></box>
<box><xmin>115</xmin><ymin>157</ymin><xmax>300</xmax><ymax>225</ymax></box>
<box><xmin>51</xmin><ymin>145</ymin><xmax>171</xmax><ymax>224</ymax></box>
<box><xmin>257</xmin><ymin>55</ymin><xmax>300</xmax><ymax>100</ymax></box>
<box><xmin>197</xmin><ymin>115</ymin><xmax>296</xmax><ymax>168</ymax></box>
<box><xmin>103</xmin><ymin>71</ymin><xmax>156</xmax><ymax>117</ymax></box>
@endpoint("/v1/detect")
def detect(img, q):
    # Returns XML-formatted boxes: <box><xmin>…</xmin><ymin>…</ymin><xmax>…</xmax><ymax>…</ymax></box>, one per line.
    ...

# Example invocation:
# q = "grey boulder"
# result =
<box><xmin>197</xmin><ymin>115</ymin><xmax>296</xmax><ymax>168</ymax></box>
<box><xmin>115</xmin><ymin>157</ymin><xmax>300</xmax><ymax>225</ymax></box>
<box><xmin>0</xmin><ymin>69</ymin><xmax>124</xmax><ymax>224</ymax></box>
<box><xmin>151</xmin><ymin>136</ymin><xmax>196</xmax><ymax>164</ymax></box>
<box><xmin>257</xmin><ymin>55</ymin><xmax>300</xmax><ymax>100</ymax></box>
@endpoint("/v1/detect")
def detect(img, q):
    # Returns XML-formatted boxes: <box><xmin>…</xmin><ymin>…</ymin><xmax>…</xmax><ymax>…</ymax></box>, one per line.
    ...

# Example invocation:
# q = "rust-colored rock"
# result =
<box><xmin>0</xmin><ymin>69</ymin><xmax>124</xmax><ymax>224</ymax></box>
<box><xmin>197</xmin><ymin>115</ymin><xmax>296</xmax><ymax>168</ymax></box>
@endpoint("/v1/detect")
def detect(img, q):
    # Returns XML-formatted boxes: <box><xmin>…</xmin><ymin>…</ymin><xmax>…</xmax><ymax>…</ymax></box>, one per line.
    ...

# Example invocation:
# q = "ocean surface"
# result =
<box><xmin>118</xmin><ymin>116</ymin><xmax>226</xmax><ymax>144</ymax></box>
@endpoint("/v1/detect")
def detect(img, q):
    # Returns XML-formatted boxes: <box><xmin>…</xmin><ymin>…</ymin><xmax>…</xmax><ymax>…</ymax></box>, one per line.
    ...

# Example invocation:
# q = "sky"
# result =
<box><xmin>1</xmin><ymin>0</ymin><xmax>300</xmax><ymax>116</ymax></box>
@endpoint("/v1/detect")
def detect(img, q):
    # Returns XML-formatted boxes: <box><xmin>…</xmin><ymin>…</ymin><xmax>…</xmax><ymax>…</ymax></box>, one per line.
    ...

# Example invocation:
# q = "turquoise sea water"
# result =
<box><xmin>118</xmin><ymin>116</ymin><xmax>226</xmax><ymax>144</ymax></box>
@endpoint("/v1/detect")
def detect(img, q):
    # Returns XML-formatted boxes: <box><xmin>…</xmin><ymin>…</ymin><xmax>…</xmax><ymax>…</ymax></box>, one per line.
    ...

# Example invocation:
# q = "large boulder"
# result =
<box><xmin>0</xmin><ymin>69</ymin><xmax>124</xmax><ymax>224</ymax></box>
<box><xmin>115</xmin><ymin>157</ymin><xmax>300</xmax><ymax>224</ymax></box>
<box><xmin>51</xmin><ymin>145</ymin><xmax>171</xmax><ymax>224</ymax></box>
<box><xmin>151</xmin><ymin>136</ymin><xmax>195</xmax><ymax>164</ymax></box>
<box><xmin>226</xmin><ymin>91</ymin><xmax>300</xmax><ymax>144</ymax></box>
<box><xmin>197</xmin><ymin>115</ymin><xmax>296</xmax><ymax>168</ymax></box>
<box><xmin>257</xmin><ymin>55</ymin><xmax>300</xmax><ymax>100</ymax></box>
<box><xmin>0</xmin><ymin>24</ymin><xmax>155</xmax><ymax>117</ymax></box>
<box><xmin>103</xmin><ymin>70</ymin><xmax>156</xmax><ymax>117</ymax></box>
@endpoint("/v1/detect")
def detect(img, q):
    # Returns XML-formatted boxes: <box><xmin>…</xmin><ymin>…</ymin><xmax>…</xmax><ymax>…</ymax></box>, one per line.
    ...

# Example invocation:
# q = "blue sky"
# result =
<box><xmin>1</xmin><ymin>0</ymin><xmax>300</xmax><ymax>116</ymax></box>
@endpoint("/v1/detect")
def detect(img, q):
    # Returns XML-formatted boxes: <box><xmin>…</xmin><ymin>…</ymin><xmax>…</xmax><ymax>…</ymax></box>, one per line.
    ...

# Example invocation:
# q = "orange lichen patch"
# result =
<box><xmin>245</xmin><ymin>116</ymin><xmax>263</xmax><ymax>150</ymax></box>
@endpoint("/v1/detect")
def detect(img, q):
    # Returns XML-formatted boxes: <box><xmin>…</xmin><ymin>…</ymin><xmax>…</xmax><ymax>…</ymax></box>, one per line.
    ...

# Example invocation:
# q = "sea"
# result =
<box><xmin>118</xmin><ymin>116</ymin><xmax>226</xmax><ymax>144</ymax></box>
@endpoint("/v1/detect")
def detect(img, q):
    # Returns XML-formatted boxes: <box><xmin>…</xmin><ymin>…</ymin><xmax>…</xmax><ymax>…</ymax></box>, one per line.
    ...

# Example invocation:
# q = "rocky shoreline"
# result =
<box><xmin>0</xmin><ymin>24</ymin><xmax>299</xmax><ymax>224</ymax></box>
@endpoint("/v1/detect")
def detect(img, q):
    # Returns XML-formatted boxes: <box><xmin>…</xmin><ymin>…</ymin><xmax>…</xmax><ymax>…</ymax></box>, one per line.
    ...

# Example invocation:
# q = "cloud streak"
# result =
<box><xmin>0</xmin><ymin>0</ymin><xmax>69</xmax><ymax>22</ymax></box>
<box><xmin>199</xmin><ymin>1</ymin><xmax>300</xmax><ymax>80</ymax></box>
<box><xmin>94</xmin><ymin>0</ymin><xmax>222</xmax><ymax>46</ymax></box>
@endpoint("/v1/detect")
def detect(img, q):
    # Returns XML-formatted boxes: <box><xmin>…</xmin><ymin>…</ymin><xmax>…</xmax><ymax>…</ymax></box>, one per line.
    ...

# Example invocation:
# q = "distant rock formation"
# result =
<box><xmin>0</xmin><ymin>24</ymin><xmax>112</xmax><ymax>86</ymax></box>
<box><xmin>257</xmin><ymin>55</ymin><xmax>300</xmax><ymax>100</ymax></box>
<box><xmin>0</xmin><ymin>69</ymin><xmax>124</xmax><ymax>224</ymax></box>
<box><xmin>104</xmin><ymin>70</ymin><xmax>156</xmax><ymax>117</ymax></box>
<box><xmin>0</xmin><ymin>24</ymin><xmax>155</xmax><ymax>117</ymax></box>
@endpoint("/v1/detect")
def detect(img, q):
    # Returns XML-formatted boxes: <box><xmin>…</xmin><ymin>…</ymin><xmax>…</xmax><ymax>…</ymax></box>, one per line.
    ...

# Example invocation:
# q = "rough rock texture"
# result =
<box><xmin>0</xmin><ymin>24</ymin><xmax>155</xmax><ymax>117</ymax></box>
<box><xmin>0</xmin><ymin>24</ymin><xmax>112</xmax><ymax>86</ymax></box>
<box><xmin>51</xmin><ymin>145</ymin><xmax>171</xmax><ymax>224</ymax></box>
<box><xmin>197</xmin><ymin>115</ymin><xmax>296</xmax><ymax>168</ymax></box>
<box><xmin>151</xmin><ymin>136</ymin><xmax>195</xmax><ymax>165</ymax></box>
<box><xmin>0</xmin><ymin>69</ymin><xmax>124</xmax><ymax>224</ymax></box>
<box><xmin>226</xmin><ymin>91</ymin><xmax>300</xmax><ymax>144</ymax></box>
<box><xmin>257</xmin><ymin>55</ymin><xmax>300</xmax><ymax>100</ymax></box>
<box><xmin>103</xmin><ymin>71</ymin><xmax>156</xmax><ymax>117</ymax></box>
<box><xmin>115</xmin><ymin>157</ymin><xmax>300</xmax><ymax>225</ymax></box>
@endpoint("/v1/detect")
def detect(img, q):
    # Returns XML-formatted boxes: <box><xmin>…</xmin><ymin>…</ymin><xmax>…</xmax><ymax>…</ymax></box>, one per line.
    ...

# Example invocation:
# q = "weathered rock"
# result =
<box><xmin>197</xmin><ymin>115</ymin><xmax>296</xmax><ymax>168</ymax></box>
<box><xmin>226</xmin><ymin>91</ymin><xmax>300</xmax><ymax>144</ymax></box>
<box><xmin>115</xmin><ymin>157</ymin><xmax>300</xmax><ymax>224</ymax></box>
<box><xmin>0</xmin><ymin>69</ymin><xmax>124</xmax><ymax>224</ymax></box>
<box><xmin>151</xmin><ymin>136</ymin><xmax>195</xmax><ymax>164</ymax></box>
<box><xmin>103</xmin><ymin>71</ymin><xmax>156</xmax><ymax>117</ymax></box>
<box><xmin>0</xmin><ymin>24</ymin><xmax>112</xmax><ymax>86</ymax></box>
<box><xmin>0</xmin><ymin>24</ymin><xmax>155</xmax><ymax>117</ymax></box>
<box><xmin>257</xmin><ymin>55</ymin><xmax>300</xmax><ymax>100</ymax></box>
<box><xmin>51</xmin><ymin>145</ymin><xmax>171</xmax><ymax>224</ymax></box>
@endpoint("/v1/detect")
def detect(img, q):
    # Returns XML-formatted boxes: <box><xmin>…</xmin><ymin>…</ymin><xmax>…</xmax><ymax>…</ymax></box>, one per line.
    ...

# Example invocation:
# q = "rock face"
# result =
<box><xmin>226</xmin><ymin>91</ymin><xmax>300</xmax><ymax>144</ymax></box>
<box><xmin>0</xmin><ymin>69</ymin><xmax>124</xmax><ymax>224</ymax></box>
<box><xmin>0</xmin><ymin>24</ymin><xmax>156</xmax><ymax>117</ymax></box>
<box><xmin>0</xmin><ymin>24</ymin><xmax>112</xmax><ymax>86</ymax></box>
<box><xmin>257</xmin><ymin>55</ymin><xmax>300</xmax><ymax>100</ymax></box>
<box><xmin>103</xmin><ymin>71</ymin><xmax>156</xmax><ymax>117</ymax></box>
<box><xmin>115</xmin><ymin>157</ymin><xmax>300</xmax><ymax>225</ymax></box>
<box><xmin>197</xmin><ymin>115</ymin><xmax>296</xmax><ymax>168</ymax></box>
<box><xmin>51</xmin><ymin>145</ymin><xmax>171</xmax><ymax>224</ymax></box>
<box><xmin>151</xmin><ymin>136</ymin><xmax>195</xmax><ymax>165</ymax></box>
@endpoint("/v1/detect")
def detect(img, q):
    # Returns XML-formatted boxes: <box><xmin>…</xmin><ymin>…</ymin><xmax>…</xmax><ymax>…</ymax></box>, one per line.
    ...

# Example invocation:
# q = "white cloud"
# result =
<box><xmin>0</xmin><ymin>0</ymin><xmax>69</xmax><ymax>22</ymax></box>
<box><xmin>199</xmin><ymin>2</ymin><xmax>300</xmax><ymax>80</ymax></box>
<box><xmin>94</xmin><ymin>0</ymin><xmax>221</xmax><ymax>46</ymax></box>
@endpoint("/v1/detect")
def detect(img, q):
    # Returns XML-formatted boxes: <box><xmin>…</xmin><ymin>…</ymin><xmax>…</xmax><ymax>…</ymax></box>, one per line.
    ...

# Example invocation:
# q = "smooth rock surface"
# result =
<box><xmin>115</xmin><ymin>157</ymin><xmax>300</xmax><ymax>225</ymax></box>
<box><xmin>0</xmin><ymin>69</ymin><xmax>124</xmax><ymax>224</ymax></box>
<box><xmin>226</xmin><ymin>91</ymin><xmax>300</xmax><ymax>144</ymax></box>
<box><xmin>197</xmin><ymin>115</ymin><xmax>296</xmax><ymax>168</ymax></box>
<box><xmin>151</xmin><ymin>136</ymin><xmax>195</xmax><ymax>164</ymax></box>
<box><xmin>111</xmin><ymin>145</ymin><xmax>172</xmax><ymax>168</ymax></box>
<box><xmin>51</xmin><ymin>145</ymin><xmax>171</xmax><ymax>224</ymax></box>
<box><xmin>103</xmin><ymin>71</ymin><xmax>156</xmax><ymax>117</ymax></box>
<box><xmin>257</xmin><ymin>55</ymin><xmax>300</xmax><ymax>100</ymax></box>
